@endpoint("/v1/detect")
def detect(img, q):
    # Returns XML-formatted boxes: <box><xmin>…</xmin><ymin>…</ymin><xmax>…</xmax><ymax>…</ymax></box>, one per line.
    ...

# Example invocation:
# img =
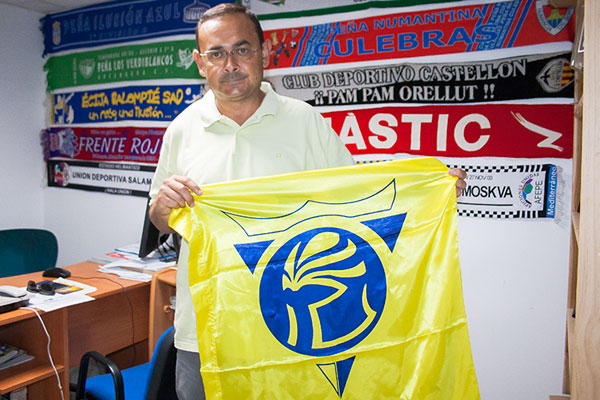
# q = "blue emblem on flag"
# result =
<box><xmin>232</xmin><ymin>180</ymin><xmax>406</xmax><ymax>397</ymax></box>
<box><xmin>260</xmin><ymin>226</ymin><xmax>387</xmax><ymax>357</ymax></box>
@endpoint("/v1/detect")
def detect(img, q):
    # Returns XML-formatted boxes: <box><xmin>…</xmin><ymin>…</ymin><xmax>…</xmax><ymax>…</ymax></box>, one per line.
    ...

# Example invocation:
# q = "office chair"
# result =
<box><xmin>74</xmin><ymin>326</ymin><xmax>177</xmax><ymax>400</ymax></box>
<box><xmin>0</xmin><ymin>228</ymin><xmax>58</xmax><ymax>278</ymax></box>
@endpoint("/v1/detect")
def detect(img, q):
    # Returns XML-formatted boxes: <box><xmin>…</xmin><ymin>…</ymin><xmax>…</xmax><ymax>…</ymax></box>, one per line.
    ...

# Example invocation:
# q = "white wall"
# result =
<box><xmin>43</xmin><ymin>188</ymin><xmax>146</xmax><ymax>265</ymax></box>
<box><xmin>0</xmin><ymin>3</ymin><xmax>571</xmax><ymax>399</ymax></box>
<box><xmin>459</xmin><ymin>210</ymin><xmax>570</xmax><ymax>399</ymax></box>
<box><xmin>0</xmin><ymin>4</ymin><xmax>46</xmax><ymax>229</ymax></box>
<box><xmin>0</xmin><ymin>3</ymin><xmax>147</xmax><ymax>266</ymax></box>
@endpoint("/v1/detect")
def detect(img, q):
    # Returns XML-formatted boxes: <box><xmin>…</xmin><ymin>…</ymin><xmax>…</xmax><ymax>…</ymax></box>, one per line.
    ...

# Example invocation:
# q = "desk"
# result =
<box><xmin>0</xmin><ymin>262</ymin><xmax>150</xmax><ymax>399</ymax></box>
<box><xmin>148</xmin><ymin>267</ymin><xmax>176</xmax><ymax>354</ymax></box>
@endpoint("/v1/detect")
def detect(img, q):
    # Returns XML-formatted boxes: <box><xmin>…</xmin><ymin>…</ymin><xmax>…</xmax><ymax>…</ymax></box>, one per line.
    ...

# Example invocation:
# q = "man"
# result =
<box><xmin>149</xmin><ymin>4</ymin><xmax>466</xmax><ymax>399</ymax></box>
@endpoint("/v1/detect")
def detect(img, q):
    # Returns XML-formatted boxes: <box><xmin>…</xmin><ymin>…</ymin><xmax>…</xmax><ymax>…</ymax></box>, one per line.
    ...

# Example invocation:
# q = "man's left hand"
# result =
<box><xmin>449</xmin><ymin>168</ymin><xmax>467</xmax><ymax>197</ymax></box>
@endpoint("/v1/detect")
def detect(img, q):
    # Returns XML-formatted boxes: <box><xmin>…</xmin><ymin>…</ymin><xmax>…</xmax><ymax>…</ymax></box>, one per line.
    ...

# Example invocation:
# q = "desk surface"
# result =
<box><xmin>0</xmin><ymin>262</ymin><xmax>148</xmax><ymax>326</ymax></box>
<box><xmin>0</xmin><ymin>262</ymin><xmax>151</xmax><ymax>398</ymax></box>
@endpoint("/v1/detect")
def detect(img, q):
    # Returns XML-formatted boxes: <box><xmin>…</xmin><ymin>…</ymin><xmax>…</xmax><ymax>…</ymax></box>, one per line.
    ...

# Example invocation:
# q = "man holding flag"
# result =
<box><xmin>149</xmin><ymin>4</ymin><xmax>468</xmax><ymax>400</ymax></box>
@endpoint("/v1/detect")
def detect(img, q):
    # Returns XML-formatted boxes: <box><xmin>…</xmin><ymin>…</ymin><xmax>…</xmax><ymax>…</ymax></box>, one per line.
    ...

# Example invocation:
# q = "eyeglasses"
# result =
<box><xmin>199</xmin><ymin>46</ymin><xmax>258</xmax><ymax>65</ymax></box>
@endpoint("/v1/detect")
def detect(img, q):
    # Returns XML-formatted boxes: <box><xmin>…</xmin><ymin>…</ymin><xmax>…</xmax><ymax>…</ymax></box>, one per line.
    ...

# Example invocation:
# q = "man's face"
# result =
<box><xmin>194</xmin><ymin>13</ymin><xmax>269</xmax><ymax>105</ymax></box>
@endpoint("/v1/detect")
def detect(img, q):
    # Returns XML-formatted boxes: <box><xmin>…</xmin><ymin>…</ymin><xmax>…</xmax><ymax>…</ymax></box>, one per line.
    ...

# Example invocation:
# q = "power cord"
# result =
<box><xmin>19</xmin><ymin>276</ymin><xmax>138</xmax><ymax>399</ymax></box>
<box><xmin>70</xmin><ymin>276</ymin><xmax>137</xmax><ymax>364</ymax></box>
<box><xmin>156</xmin><ymin>233</ymin><xmax>181</xmax><ymax>262</ymax></box>
<box><xmin>22</xmin><ymin>307</ymin><xmax>65</xmax><ymax>400</ymax></box>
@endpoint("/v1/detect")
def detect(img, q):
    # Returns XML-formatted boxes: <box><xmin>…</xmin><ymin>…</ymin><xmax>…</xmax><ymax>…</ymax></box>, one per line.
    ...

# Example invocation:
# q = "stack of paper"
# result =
<box><xmin>27</xmin><ymin>278</ymin><xmax>97</xmax><ymax>312</ymax></box>
<box><xmin>0</xmin><ymin>344</ymin><xmax>34</xmax><ymax>370</ymax></box>
<box><xmin>91</xmin><ymin>242</ymin><xmax>176</xmax><ymax>265</ymax></box>
<box><xmin>96</xmin><ymin>243</ymin><xmax>176</xmax><ymax>282</ymax></box>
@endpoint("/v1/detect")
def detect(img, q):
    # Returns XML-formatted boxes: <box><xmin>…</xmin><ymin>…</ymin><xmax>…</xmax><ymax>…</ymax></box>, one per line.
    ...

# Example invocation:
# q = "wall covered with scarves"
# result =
<box><xmin>38</xmin><ymin>0</ymin><xmax>575</xmax><ymax>398</ymax></box>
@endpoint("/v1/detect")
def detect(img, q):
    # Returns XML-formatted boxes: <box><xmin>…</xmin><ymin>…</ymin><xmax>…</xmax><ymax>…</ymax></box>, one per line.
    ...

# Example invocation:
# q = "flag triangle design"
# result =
<box><xmin>361</xmin><ymin>213</ymin><xmax>407</xmax><ymax>252</ymax></box>
<box><xmin>233</xmin><ymin>240</ymin><xmax>273</xmax><ymax>274</ymax></box>
<box><xmin>317</xmin><ymin>356</ymin><xmax>356</xmax><ymax>398</ymax></box>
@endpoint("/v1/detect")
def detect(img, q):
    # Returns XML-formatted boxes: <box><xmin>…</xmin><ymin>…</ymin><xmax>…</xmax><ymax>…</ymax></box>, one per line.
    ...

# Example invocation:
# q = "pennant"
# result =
<box><xmin>322</xmin><ymin>103</ymin><xmax>574</xmax><ymax>159</ymax></box>
<box><xmin>42</xmin><ymin>126</ymin><xmax>166</xmax><ymax>164</ymax></box>
<box><xmin>261</xmin><ymin>0</ymin><xmax>574</xmax><ymax>70</ymax></box>
<box><xmin>40</xmin><ymin>0</ymin><xmax>233</xmax><ymax>55</ymax></box>
<box><xmin>247</xmin><ymin>0</ymin><xmax>458</xmax><ymax>19</ymax></box>
<box><xmin>170</xmin><ymin>158</ymin><xmax>480</xmax><ymax>400</ymax></box>
<box><xmin>265</xmin><ymin>52</ymin><xmax>574</xmax><ymax>106</ymax></box>
<box><xmin>50</xmin><ymin>83</ymin><xmax>206</xmax><ymax>125</ymax></box>
<box><xmin>45</xmin><ymin>40</ymin><xmax>201</xmax><ymax>91</ymax></box>
<box><xmin>449</xmin><ymin>162</ymin><xmax>559</xmax><ymax>219</ymax></box>
<box><xmin>46</xmin><ymin>159</ymin><xmax>155</xmax><ymax>197</ymax></box>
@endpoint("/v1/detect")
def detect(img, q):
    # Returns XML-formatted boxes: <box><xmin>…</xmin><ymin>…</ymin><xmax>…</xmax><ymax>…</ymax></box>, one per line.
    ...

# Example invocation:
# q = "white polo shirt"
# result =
<box><xmin>150</xmin><ymin>82</ymin><xmax>354</xmax><ymax>352</ymax></box>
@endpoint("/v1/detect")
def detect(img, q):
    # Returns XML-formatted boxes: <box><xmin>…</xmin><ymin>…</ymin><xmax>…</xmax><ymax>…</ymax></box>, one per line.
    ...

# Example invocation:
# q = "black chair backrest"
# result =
<box><xmin>146</xmin><ymin>327</ymin><xmax>177</xmax><ymax>400</ymax></box>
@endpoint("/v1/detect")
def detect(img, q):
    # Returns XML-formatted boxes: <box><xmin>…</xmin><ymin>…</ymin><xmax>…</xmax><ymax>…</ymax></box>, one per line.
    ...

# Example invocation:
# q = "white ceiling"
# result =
<box><xmin>0</xmin><ymin>0</ymin><xmax>112</xmax><ymax>15</ymax></box>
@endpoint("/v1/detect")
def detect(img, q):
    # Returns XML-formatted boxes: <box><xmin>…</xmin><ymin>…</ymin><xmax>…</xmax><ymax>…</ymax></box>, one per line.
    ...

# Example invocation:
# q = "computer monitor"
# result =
<box><xmin>138</xmin><ymin>199</ymin><xmax>162</xmax><ymax>258</ymax></box>
<box><xmin>138</xmin><ymin>199</ymin><xmax>181</xmax><ymax>260</ymax></box>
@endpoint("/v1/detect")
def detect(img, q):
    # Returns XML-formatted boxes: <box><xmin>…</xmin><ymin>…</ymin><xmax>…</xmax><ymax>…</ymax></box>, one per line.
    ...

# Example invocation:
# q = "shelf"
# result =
<box><xmin>566</xmin><ymin>308</ymin><xmax>575</xmax><ymax>386</ymax></box>
<box><xmin>564</xmin><ymin>0</ymin><xmax>600</xmax><ymax>397</ymax></box>
<box><xmin>0</xmin><ymin>307</ymin><xmax>43</xmax><ymax>327</ymax></box>
<box><xmin>0</xmin><ymin>359</ymin><xmax>64</xmax><ymax>394</ymax></box>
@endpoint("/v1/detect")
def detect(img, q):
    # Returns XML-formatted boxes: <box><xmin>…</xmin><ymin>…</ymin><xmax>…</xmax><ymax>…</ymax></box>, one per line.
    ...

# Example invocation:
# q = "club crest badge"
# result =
<box><xmin>183</xmin><ymin>0</ymin><xmax>211</xmax><ymax>23</ymax></box>
<box><xmin>52</xmin><ymin>21</ymin><xmax>61</xmax><ymax>46</ymax></box>
<box><xmin>78</xmin><ymin>59</ymin><xmax>95</xmax><ymax>80</ymax></box>
<box><xmin>176</xmin><ymin>48</ymin><xmax>195</xmax><ymax>69</ymax></box>
<box><xmin>53</xmin><ymin>161</ymin><xmax>70</xmax><ymax>187</ymax></box>
<box><xmin>54</xmin><ymin>128</ymin><xmax>77</xmax><ymax>158</ymax></box>
<box><xmin>536</xmin><ymin>58</ymin><xmax>574</xmax><ymax>93</ymax></box>
<box><xmin>535</xmin><ymin>0</ymin><xmax>574</xmax><ymax>36</ymax></box>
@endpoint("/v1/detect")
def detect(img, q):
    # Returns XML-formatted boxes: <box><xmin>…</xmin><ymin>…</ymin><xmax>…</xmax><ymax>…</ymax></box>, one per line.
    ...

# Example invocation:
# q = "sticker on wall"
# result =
<box><xmin>47</xmin><ymin>159</ymin><xmax>156</xmax><ymax>197</ymax></box>
<box><xmin>50</xmin><ymin>83</ymin><xmax>206</xmax><ymax>125</ymax></box>
<box><xmin>448</xmin><ymin>163</ymin><xmax>558</xmax><ymax>219</ymax></box>
<box><xmin>265</xmin><ymin>52</ymin><xmax>574</xmax><ymax>106</ymax></box>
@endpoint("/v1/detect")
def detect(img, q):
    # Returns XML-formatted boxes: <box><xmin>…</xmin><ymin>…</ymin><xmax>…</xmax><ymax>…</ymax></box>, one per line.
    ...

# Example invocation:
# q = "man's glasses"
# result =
<box><xmin>199</xmin><ymin>46</ymin><xmax>258</xmax><ymax>65</ymax></box>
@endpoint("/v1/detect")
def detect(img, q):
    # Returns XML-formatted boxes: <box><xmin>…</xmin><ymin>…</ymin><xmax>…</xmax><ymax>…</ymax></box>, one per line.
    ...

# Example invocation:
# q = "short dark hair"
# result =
<box><xmin>195</xmin><ymin>4</ymin><xmax>264</xmax><ymax>51</ymax></box>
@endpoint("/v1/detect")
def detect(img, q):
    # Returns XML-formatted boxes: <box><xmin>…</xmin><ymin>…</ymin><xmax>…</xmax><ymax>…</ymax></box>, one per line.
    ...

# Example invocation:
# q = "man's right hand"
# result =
<box><xmin>149</xmin><ymin>175</ymin><xmax>202</xmax><ymax>233</ymax></box>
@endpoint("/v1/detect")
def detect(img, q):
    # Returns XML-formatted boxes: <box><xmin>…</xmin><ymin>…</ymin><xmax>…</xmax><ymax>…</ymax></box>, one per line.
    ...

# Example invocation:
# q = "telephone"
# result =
<box><xmin>0</xmin><ymin>286</ymin><xmax>31</xmax><ymax>313</ymax></box>
<box><xmin>0</xmin><ymin>285</ymin><xmax>28</xmax><ymax>298</ymax></box>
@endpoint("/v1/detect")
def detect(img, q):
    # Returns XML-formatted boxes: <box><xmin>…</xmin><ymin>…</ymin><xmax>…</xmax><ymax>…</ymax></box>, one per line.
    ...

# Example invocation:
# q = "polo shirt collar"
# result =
<box><xmin>198</xmin><ymin>82</ymin><xmax>279</xmax><ymax>128</ymax></box>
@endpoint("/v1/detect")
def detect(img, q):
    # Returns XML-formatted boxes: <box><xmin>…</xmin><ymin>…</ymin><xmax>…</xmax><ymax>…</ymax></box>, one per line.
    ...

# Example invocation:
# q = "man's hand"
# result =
<box><xmin>149</xmin><ymin>175</ymin><xmax>202</xmax><ymax>233</ymax></box>
<box><xmin>448</xmin><ymin>168</ymin><xmax>467</xmax><ymax>197</ymax></box>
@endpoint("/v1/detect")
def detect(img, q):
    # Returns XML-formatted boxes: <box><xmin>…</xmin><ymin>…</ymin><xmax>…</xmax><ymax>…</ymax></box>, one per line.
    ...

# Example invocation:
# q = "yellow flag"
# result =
<box><xmin>170</xmin><ymin>158</ymin><xmax>480</xmax><ymax>400</ymax></box>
